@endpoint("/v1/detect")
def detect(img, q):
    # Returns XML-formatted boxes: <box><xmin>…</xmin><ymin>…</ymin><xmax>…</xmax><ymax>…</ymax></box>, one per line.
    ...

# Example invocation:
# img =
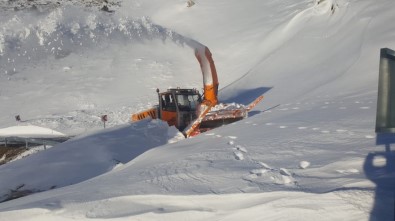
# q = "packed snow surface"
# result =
<box><xmin>0</xmin><ymin>0</ymin><xmax>395</xmax><ymax>220</ymax></box>
<box><xmin>0</xmin><ymin>125</ymin><xmax>65</xmax><ymax>138</ymax></box>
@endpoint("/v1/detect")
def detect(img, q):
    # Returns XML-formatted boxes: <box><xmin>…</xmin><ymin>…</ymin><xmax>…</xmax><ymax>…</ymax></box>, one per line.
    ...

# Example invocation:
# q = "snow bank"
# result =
<box><xmin>0</xmin><ymin>5</ymin><xmax>206</xmax><ymax>77</ymax></box>
<box><xmin>0</xmin><ymin>4</ymin><xmax>209</xmax><ymax>135</ymax></box>
<box><xmin>0</xmin><ymin>118</ymin><xmax>181</xmax><ymax>202</ymax></box>
<box><xmin>0</xmin><ymin>125</ymin><xmax>65</xmax><ymax>138</ymax></box>
<box><xmin>0</xmin><ymin>0</ymin><xmax>394</xmax><ymax>220</ymax></box>
<box><xmin>0</xmin><ymin>191</ymin><xmax>373</xmax><ymax>221</ymax></box>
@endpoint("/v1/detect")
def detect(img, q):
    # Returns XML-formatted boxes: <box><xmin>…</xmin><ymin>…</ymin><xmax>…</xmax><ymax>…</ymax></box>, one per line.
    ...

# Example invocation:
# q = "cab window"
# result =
<box><xmin>176</xmin><ymin>94</ymin><xmax>201</xmax><ymax>111</ymax></box>
<box><xmin>161</xmin><ymin>94</ymin><xmax>176</xmax><ymax>111</ymax></box>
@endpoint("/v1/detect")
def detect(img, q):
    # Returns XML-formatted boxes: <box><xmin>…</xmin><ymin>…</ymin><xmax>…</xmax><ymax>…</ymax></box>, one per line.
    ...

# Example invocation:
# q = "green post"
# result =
<box><xmin>376</xmin><ymin>48</ymin><xmax>395</xmax><ymax>133</ymax></box>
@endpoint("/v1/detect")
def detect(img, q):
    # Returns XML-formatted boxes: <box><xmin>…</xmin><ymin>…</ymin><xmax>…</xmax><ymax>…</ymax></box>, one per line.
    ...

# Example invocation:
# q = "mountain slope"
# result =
<box><xmin>0</xmin><ymin>0</ymin><xmax>394</xmax><ymax>220</ymax></box>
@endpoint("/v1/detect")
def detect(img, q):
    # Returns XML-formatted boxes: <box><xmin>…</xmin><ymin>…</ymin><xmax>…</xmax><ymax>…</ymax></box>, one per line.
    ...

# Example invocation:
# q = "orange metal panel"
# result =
<box><xmin>161</xmin><ymin>111</ymin><xmax>177</xmax><ymax>126</ymax></box>
<box><xmin>131</xmin><ymin>107</ymin><xmax>158</xmax><ymax>122</ymax></box>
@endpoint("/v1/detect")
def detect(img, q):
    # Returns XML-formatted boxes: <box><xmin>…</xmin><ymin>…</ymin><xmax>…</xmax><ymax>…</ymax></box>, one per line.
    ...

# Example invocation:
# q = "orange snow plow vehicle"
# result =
<box><xmin>131</xmin><ymin>46</ymin><xmax>263</xmax><ymax>137</ymax></box>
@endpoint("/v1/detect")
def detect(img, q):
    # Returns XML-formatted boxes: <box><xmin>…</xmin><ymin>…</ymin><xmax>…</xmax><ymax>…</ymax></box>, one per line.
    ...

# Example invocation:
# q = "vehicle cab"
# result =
<box><xmin>158</xmin><ymin>88</ymin><xmax>202</xmax><ymax>131</ymax></box>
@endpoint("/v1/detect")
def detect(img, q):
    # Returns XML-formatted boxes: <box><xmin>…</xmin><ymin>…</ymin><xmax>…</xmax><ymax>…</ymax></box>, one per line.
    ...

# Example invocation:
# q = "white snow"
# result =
<box><xmin>0</xmin><ymin>125</ymin><xmax>65</xmax><ymax>138</ymax></box>
<box><xmin>8</xmin><ymin>145</ymin><xmax>53</xmax><ymax>163</ymax></box>
<box><xmin>0</xmin><ymin>0</ymin><xmax>394</xmax><ymax>220</ymax></box>
<box><xmin>0</xmin><ymin>118</ymin><xmax>182</xmax><ymax>202</ymax></box>
<box><xmin>299</xmin><ymin>161</ymin><xmax>311</xmax><ymax>169</ymax></box>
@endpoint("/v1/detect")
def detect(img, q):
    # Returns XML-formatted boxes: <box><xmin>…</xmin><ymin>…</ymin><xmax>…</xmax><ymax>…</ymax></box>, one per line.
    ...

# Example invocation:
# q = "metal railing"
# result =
<box><xmin>0</xmin><ymin>136</ymin><xmax>69</xmax><ymax>149</ymax></box>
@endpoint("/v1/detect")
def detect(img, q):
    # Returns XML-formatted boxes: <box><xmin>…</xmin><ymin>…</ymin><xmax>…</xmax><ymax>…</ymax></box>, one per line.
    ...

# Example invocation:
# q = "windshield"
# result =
<box><xmin>176</xmin><ymin>94</ymin><xmax>201</xmax><ymax>111</ymax></box>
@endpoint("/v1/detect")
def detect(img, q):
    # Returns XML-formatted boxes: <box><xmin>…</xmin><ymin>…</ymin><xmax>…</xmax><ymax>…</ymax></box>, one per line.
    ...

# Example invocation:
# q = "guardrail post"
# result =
<box><xmin>376</xmin><ymin>48</ymin><xmax>395</xmax><ymax>132</ymax></box>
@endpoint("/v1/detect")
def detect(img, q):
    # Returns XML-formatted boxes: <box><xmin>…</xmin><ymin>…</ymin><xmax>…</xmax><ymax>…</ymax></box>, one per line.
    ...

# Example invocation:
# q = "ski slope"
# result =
<box><xmin>0</xmin><ymin>0</ymin><xmax>395</xmax><ymax>220</ymax></box>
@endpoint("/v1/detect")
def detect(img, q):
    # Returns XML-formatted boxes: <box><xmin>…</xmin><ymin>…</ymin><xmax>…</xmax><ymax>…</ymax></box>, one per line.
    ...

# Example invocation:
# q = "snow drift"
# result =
<box><xmin>0</xmin><ymin>119</ymin><xmax>184</xmax><ymax>202</ymax></box>
<box><xmin>0</xmin><ymin>0</ymin><xmax>394</xmax><ymax>220</ymax></box>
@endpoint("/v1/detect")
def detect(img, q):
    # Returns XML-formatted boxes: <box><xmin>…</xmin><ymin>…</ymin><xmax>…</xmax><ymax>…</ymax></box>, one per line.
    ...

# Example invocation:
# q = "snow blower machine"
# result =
<box><xmin>131</xmin><ymin>46</ymin><xmax>263</xmax><ymax>137</ymax></box>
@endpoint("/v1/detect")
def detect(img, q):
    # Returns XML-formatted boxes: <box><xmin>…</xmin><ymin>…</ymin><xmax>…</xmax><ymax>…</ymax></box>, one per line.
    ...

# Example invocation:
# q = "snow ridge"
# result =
<box><xmin>0</xmin><ymin>6</ymin><xmax>204</xmax><ymax>77</ymax></box>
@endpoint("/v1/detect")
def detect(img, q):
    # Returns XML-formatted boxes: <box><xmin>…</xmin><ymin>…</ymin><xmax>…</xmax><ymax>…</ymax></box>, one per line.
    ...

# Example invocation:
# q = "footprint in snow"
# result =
<box><xmin>234</xmin><ymin>151</ymin><xmax>244</xmax><ymax>160</ymax></box>
<box><xmin>281</xmin><ymin>176</ymin><xmax>294</xmax><ymax>185</ymax></box>
<box><xmin>236</xmin><ymin>145</ymin><xmax>248</xmax><ymax>153</ymax></box>
<box><xmin>258</xmin><ymin>162</ymin><xmax>272</xmax><ymax>170</ymax></box>
<box><xmin>336</xmin><ymin>169</ymin><xmax>359</xmax><ymax>175</ymax></box>
<box><xmin>279</xmin><ymin>168</ymin><xmax>292</xmax><ymax>176</ymax></box>
<box><xmin>249</xmin><ymin>163</ymin><xmax>297</xmax><ymax>185</ymax></box>
<box><xmin>279</xmin><ymin>168</ymin><xmax>295</xmax><ymax>185</ymax></box>
<box><xmin>227</xmin><ymin>136</ymin><xmax>238</xmax><ymax>146</ymax></box>
<box><xmin>249</xmin><ymin>168</ymin><xmax>268</xmax><ymax>177</ymax></box>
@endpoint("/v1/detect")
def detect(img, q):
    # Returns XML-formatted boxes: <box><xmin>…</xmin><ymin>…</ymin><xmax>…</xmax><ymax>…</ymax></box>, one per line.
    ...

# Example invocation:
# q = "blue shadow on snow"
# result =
<box><xmin>364</xmin><ymin>133</ymin><xmax>395</xmax><ymax>221</ymax></box>
<box><xmin>220</xmin><ymin>87</ymin><xmax>272</xmax><ymax>106</ymax></box>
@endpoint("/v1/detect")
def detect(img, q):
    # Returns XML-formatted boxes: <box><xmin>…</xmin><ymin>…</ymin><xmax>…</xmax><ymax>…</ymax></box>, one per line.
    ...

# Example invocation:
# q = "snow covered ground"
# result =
<box><xmin>0</xmin><ymin>0</ymin><xmax>394</xmax><ymax>220</ymax></box>
<box><xmin>0</xmin><ymin>125</ymin><xmax>65</xmax><ymax>138</ymax></box>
